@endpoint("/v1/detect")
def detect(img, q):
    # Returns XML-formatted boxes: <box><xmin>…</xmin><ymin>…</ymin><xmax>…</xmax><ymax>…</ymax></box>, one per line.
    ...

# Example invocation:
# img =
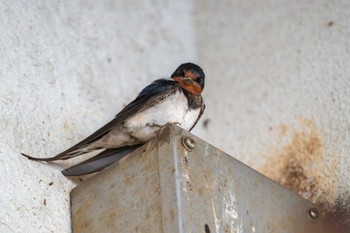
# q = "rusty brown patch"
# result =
<box><xmin>259</xmin><ymin>118</ymin><xmax>350</xmax><ymax>230</ymax></box>
<box><xmin>317</xmin><ymin>195</ymin><xmax>350</xmax><ymax>232</ymax></box>
<box><xmin>260</xmin><ymin>118</ymin><xmax>339</xmax><ymax>205</ymax></box>
<box><xmin>278</xmin><ymin>124</ymin><xmax>288</xmax><ymax>137</ymax></box>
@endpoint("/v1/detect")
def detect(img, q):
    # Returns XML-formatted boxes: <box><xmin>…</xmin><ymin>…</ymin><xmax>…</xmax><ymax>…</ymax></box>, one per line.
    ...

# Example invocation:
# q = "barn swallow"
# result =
<box><xmin>22</xmin><ymin>62</ymin><xmax>205</xmax><ymax>176</ymax></box>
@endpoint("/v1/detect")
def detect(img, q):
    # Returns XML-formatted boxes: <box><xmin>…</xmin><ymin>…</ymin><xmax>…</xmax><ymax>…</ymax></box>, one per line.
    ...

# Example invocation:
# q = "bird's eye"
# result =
<box><xmin>176</xmin><ymin>69</ymin><xmax>185</xmax><ymax>77</ymax></box>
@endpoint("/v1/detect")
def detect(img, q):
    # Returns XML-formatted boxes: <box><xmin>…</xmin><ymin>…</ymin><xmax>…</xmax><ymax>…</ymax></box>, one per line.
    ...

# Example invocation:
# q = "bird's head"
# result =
<box><xmin>171</xmin><ymin>62</ymin><xmax>205</xmax><ymax>95</ymax></box>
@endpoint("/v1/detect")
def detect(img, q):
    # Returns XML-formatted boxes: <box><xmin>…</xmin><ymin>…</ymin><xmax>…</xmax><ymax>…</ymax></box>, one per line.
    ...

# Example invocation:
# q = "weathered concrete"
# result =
<box><xmin>195</xmin><ymin>0</ymin><xmax>350</xmax><ymax>211</ymax></box>
<box><xmin>0</xmin><ymin>1</ymin><xmax>196</xmax><ymax>232</ymax></box>
<box><xmin>1</xmin><ymin>0</ymin><xmax>349</xmax><ymax>232</ymax></box>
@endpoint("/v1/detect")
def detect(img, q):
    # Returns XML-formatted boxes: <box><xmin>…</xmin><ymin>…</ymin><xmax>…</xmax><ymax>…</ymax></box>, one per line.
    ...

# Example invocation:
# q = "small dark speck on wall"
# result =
<box><xmin>202</xmin><ymin>118</ymin><xmax>210</xmax><ymax>129</ymax></box>
<box><xmin>328</xmin><ymin>21</ymin><xmax>334</xmax><ymax>27</ymax></box>
<box><xmin>205</xmin><ymin>224</ymin><xmax>210</xmax><ymax>233</ymax></box>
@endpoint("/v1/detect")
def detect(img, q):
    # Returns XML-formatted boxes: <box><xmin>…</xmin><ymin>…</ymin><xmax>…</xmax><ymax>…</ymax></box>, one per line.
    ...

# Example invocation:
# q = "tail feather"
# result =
<box><xmin>21</xmin><ymin>149</ymin><xmax>90</xmax><ymax>162</ymax></box>
<box><xmin>62</xmin><ymin>144</ymin><xmax>144</xmax><ymax>176</ymax></box>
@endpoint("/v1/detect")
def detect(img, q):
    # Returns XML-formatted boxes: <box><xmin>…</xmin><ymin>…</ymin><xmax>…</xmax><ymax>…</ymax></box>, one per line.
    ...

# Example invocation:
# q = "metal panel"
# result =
<box><xmin>71</xmin><ymin>124</ymin><xmax>323</xmax><ymax>233</ymax></box>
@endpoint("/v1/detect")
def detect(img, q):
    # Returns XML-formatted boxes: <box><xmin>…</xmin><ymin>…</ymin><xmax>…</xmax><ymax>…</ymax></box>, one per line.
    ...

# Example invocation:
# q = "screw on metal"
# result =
<box><xmin>307</xmin><ymin>207</ymin><xmax>319</xmax><ymax>221</ymax></box>
<box><xmin>181</xmin><ymin>136</ymin><xmax>196</xmax><ymax>152</ymax></box>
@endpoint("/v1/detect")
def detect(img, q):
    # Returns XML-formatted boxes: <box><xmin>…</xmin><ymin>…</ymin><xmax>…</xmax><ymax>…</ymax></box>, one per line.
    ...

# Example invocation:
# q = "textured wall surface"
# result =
<box><xmin>0</xmin><ymin>1</ymin><xmax>196</xmax><ymax>232</ymax></box>
<box><xmin>195</xmin><ymin>0</ymin><xmax>350</xmax><ymax>215</ymax></box>
<box><xmin>1</xmin><ymin>0</ymin><xmax>350</xmax><ymax>232</ymax></box>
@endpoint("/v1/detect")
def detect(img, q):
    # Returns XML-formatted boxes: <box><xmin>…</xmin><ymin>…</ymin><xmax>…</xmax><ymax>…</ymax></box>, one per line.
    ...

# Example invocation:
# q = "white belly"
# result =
<box><xmin>124</xmin><ymin>91</ymin><xmax>200</xmax><ymax>141</ymax></box>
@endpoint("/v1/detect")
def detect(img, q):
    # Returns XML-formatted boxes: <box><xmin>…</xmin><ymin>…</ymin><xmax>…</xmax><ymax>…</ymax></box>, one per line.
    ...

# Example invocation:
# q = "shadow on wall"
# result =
<box><xmin>259</xmin><ymin>117</ymin><xmax>349</xmax><ymax>231</ymax></box>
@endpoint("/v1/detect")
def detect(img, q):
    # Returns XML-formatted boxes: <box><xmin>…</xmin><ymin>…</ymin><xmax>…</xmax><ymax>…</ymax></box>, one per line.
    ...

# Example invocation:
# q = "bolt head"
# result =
<box><xmin>307</xmin><ymin>207</ymin><xmax>319</xmax><ymax>221</ymax></box>
<box><xmin>182</xmin><ymin>136</ymin><xmax>196</xmax><ymax>151</ymax></box>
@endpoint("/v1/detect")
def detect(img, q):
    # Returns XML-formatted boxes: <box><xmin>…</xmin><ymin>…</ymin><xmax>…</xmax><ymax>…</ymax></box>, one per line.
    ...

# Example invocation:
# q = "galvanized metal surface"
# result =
<box><xmin>71</xmin><ymin>124</ymin><xmax>324</xmax><ymax>233</ymax></box>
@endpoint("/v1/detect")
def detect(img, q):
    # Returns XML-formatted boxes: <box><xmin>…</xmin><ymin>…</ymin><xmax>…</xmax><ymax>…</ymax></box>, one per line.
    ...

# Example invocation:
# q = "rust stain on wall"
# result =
<box><xmin>259</xmin><ymin>117</ymin><xmax>350</xmax><ymax>231</ymax></box>
<box><xmin>260</xmin><ymin>117</ymin><xmax>339</xmax><ymax>205</ymax></box>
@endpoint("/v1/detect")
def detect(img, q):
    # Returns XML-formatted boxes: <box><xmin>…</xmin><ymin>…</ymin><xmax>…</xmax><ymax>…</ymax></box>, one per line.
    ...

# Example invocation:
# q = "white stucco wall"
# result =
<box><xmin>0</xmin><ymin>1</ymin><xmax>196</xmax><ymax>232</ymax></box>
<box><xmin>195</xmin><ymin>0</ymin><xmax>350</xmax><ymax>213</ymax></box>
<box><xmin>1</xmin><ymin>0</ymin><xmax>349</xmax><ymax>232</ymax></box>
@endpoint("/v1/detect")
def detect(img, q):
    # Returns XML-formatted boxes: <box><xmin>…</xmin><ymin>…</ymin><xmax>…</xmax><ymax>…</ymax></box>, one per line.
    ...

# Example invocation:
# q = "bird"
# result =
<box><xmin>22</xmin><ymin>62</ymin><xmax>205</xmax><ymax>176</ymax></box>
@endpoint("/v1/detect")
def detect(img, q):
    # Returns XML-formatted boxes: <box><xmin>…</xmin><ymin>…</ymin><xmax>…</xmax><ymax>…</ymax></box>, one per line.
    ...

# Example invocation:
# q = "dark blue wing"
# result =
<box><xmin>23</xmin><ymin>79</ymin><xmax>179</xmax><ymax>161</ymax></box>
<box><xmin>61</xmin><ymin>144</ymin><xmax>144</xmax><ymax>176</ymax></box>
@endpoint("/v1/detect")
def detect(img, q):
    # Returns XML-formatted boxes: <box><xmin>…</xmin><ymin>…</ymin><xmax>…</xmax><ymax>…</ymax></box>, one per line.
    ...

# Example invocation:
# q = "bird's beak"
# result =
<box><xmin>173</xmin><ymin>76</ymin><xmax>191</xmax><ymax>82</ymax></box>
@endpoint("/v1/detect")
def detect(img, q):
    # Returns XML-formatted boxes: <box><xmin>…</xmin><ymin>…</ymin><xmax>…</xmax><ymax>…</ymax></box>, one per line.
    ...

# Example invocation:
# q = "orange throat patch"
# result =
<box><xmin>173</xmin><ymin>77</ymin><xmax>202</xmax><ymax>95</ymax></box>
